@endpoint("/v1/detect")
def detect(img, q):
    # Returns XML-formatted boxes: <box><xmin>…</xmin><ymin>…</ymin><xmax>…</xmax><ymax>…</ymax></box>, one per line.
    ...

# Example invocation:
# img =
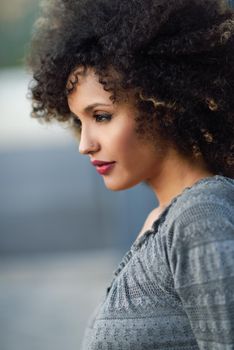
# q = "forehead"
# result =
<box><xmin>67</xmin><ymin>68</ymin><xmax>113</xmax><ymax>111</ymax></box>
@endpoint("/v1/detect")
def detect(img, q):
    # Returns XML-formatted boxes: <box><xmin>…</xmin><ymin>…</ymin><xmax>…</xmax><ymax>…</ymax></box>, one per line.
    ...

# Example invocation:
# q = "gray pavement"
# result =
<box><xmin>0</xmin><ymin>250</ymin><xmax>121</xmax><ymax>350</ymax></box>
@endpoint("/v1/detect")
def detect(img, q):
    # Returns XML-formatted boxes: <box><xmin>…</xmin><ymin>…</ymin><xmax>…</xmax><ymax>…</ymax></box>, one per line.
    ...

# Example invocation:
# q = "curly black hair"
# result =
<box><xmin>27</xmin><ymin>0</ymin><xmax>234</xmax><ymax>177</ymax></box>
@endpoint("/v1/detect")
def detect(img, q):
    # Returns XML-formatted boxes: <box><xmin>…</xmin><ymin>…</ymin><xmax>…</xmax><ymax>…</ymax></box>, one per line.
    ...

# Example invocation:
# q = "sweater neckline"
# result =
<box><xmin>109</xmin><ymin>175</ymin><xmax>231</xmax><ymax>282</ymax></box>
<box><xmin>132</xmin><ymin>174</ymin><xmax>229</xmax><ymax>249</ymax></box>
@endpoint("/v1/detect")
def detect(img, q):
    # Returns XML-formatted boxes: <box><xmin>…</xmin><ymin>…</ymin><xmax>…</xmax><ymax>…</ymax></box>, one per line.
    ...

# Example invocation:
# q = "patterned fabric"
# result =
<box><xmin>81</xmin><ymin>175</ymin><xmax>234</xmax><ymax>349</ymax></box>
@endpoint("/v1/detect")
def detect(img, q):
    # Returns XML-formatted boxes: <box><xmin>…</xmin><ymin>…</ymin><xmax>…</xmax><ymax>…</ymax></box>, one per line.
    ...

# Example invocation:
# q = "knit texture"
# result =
<box><xmin>81</xmin><ymin>175</ymin><xmax>234</xmax><ymax>350</ymax></box>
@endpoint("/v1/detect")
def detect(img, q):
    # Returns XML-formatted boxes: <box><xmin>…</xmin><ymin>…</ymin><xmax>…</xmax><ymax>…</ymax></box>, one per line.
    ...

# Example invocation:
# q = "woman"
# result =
<box><xmin>28</xmin><ymin>0</ymin><xmax>234</xmax><ymax>348</ymax></box>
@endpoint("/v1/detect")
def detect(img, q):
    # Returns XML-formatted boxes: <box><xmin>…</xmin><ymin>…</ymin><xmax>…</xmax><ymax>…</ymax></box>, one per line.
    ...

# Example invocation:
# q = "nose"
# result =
<box><xmin>78</xmin><ymin>127</ymin><xmax>99</xmax><ymax>155</ymax></box>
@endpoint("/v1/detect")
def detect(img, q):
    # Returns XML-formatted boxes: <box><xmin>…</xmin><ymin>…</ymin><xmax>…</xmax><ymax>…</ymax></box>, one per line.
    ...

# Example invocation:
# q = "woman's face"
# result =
<box><xmin>67</xmin><ymin>68</ymin><xmax>168</xmax><ymax>191</ymax></box>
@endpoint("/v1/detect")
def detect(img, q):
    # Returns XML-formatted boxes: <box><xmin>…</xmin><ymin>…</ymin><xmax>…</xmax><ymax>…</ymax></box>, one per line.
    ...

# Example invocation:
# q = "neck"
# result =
<box><xmin>148</xmin><ymin>149</ymin><xmax>214</xmax><ymax>209</ymax></box>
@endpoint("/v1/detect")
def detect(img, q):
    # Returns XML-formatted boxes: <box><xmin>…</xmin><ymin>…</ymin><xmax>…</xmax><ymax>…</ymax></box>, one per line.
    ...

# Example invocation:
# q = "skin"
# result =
<box><xmin>68</xmin><ymin>68</ymin><xmax>214</xmax><ymax>237</ymax></box>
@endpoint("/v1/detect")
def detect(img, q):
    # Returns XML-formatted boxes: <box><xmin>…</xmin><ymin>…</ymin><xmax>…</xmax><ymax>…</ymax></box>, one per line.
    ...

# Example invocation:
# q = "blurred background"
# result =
<box><xmin>0</xmin><ymin>1</ymin><xmax>156</xmax><ymax>349</ymax></box>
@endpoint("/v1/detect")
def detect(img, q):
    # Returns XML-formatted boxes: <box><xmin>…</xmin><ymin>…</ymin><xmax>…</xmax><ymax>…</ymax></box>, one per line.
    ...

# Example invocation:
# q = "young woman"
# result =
<box><xmin>28</xmin><ymin>0</ymin><xmax>234</xmax><ymax>348</ymax></box>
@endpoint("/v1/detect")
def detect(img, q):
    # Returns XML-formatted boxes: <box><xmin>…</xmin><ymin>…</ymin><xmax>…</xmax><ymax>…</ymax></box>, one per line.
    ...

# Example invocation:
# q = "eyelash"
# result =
<box><xmin>95</xmin><ymin>113</ymin><xmax>112</xmax><ymax>123</ymax></box>
<box><xmin>73</xmin><ymin>113</ymin><xmax>112</xmax><ymax>129</ymax></box>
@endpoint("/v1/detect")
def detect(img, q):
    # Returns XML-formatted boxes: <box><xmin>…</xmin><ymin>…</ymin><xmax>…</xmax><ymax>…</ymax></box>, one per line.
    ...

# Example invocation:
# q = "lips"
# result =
<box><xmin>91</xmin><ymin>160</ymin><xmax>116</xmax><ymax>175</ymax></box>
<box><xmin>91</xmin><ymin>160</ymin><xmax>115</xmax><ymax>166</ymax></box>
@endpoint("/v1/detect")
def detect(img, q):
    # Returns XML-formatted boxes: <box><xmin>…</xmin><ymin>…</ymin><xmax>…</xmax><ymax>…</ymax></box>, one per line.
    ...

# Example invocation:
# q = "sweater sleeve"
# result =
<box><xmin>169</xmin><ymin>202</ymin><xmax>234</xmax><ymax>350</ymax></box>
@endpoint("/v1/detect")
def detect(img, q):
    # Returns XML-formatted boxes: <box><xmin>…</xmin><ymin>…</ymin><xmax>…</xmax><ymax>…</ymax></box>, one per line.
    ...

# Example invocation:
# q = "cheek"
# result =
<box><xmin>116</xmin><ymin>132</ymin><xmax>147</xmax><ymax>172</ymax></box>
<box><xmin>112</xmin><ymin>122</ymin><xmax>139</xmax><ymax>151</ymax></box>
<box><xmin>116</xmin><ymin>132</ymin><xmax>139</xmax><ymax>160</ymax></box>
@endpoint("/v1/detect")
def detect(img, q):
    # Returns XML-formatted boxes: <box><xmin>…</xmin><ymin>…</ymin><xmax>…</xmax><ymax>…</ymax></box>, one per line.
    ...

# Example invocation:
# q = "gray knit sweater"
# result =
<box><xmin>81</xmin><ymin>175</ymin><xmax>234</xmax><ymax>349</ymax></box>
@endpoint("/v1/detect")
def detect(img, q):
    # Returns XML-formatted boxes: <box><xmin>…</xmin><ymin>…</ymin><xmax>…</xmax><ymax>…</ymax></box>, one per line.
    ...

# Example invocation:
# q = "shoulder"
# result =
<box><xmin>163</xmin><ymin>175</ymin><xmax>234</xmax><ymax>252</ymax></box>
<box><xmin>167</xmin><ymin>175</ymin><xmax>234</xmax><ymax>229</ymax></box>
<box><xmin>162</xmin><ymin>176</ymin><xmax>234</xmax><ymax>283</ymax></box>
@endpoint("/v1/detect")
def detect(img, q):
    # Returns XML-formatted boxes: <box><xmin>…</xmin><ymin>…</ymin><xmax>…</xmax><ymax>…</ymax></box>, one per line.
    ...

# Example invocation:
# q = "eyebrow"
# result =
<box><xmin>84</xmin><ymin>102</ymin><xmax>112</xmax><ymax>112</ymax></box>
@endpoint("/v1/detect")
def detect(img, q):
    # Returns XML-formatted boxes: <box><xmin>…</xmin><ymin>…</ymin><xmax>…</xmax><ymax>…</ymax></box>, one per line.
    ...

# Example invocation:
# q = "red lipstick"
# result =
<box><xmin>91</xmin><ymin>160</ymin><xmax>116</xmax><ymax>175</ymax></box>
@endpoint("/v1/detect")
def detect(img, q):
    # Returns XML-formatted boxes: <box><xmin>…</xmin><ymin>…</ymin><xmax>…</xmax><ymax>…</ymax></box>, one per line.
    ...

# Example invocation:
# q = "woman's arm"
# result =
<box><xmin>170</xmin><ymin>203</ymin><xmax>234</xmax><ymax>349</ymax></box>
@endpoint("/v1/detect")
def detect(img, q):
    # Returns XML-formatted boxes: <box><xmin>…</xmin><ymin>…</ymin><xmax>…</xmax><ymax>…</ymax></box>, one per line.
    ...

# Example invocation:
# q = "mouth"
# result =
<box><xmin>92</xmin><ymin>162</ymin><xmax>115</xmax><ymax>175</ymax></box>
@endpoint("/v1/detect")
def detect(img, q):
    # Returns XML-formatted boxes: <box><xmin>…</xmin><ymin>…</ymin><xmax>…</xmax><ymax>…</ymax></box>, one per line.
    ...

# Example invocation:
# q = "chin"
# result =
<box><xmin>103</xmin><ymin>177</ymin><xmax>140</xmax><ymax>191</ymax></box>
